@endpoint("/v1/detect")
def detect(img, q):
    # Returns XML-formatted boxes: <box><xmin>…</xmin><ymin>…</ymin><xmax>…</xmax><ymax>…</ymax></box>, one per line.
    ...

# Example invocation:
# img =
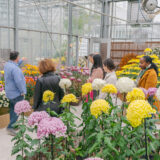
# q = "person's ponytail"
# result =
<box><xmin>150</xmin><ymin>62</ymin><xmax>158</xmax><ymax>76</ymax></box>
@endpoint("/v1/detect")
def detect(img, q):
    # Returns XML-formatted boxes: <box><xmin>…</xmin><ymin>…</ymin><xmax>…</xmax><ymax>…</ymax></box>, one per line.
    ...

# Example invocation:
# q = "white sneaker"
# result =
<box><xmin>6</xmin><ymin>128</ymin><xmax>17</xmax><ymax>136</ymax></box>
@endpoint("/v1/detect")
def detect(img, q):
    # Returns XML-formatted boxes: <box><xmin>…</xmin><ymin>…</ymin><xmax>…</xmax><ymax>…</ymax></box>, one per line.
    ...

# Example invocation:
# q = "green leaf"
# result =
<box><xmin>12</xmin><ymin>147</ymin><xmax>21</xmax><ymax>155</ymax></box>
<box><xmin>16</xmin><ymin>155</ymin><xmax>24</xmax><ymax>160</ymax></box>
<box><xmin>25</xmin><ymin>134</ymin><xmax>32</xmax><ymax>141</ymax></box>
<box><xmin>147</xmin><ymin>130</ymin><xmax>156</xmax><ymax>141</ymax></box>
<box><xmin>97</xmin><ymin>131</ymin><xmax>103</xmax><ymax>143</ymax></box>
<box><xmin>31</xmin><ymin>139</ymin><xmax>40</xmax><ymax>146</ymax></box>
<box><xmin>50</xmin><ymin>110</ymin><xmax>58</xmax><ymax>117</ymax></box>
<box><xmin>135</xmin><ymin>148</ymin><xmax>145</xmax><ymax>157</ymax></box>
<box><xmin>88</xmin><ymin>142</ymin><xmax>99</xmax><ymax>154</ymax></box>
<box><xmin>104</xmin><ymin>137</ymin><xmax>119</xmax><ymax>155</ymax></box>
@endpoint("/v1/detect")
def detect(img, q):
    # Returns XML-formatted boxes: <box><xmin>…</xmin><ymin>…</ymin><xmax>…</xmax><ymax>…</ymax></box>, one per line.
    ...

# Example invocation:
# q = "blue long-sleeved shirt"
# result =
<box><xmin>4</xmin><ymin>60</ymin><xmax>26</xmax><ymax>99</ymax></box>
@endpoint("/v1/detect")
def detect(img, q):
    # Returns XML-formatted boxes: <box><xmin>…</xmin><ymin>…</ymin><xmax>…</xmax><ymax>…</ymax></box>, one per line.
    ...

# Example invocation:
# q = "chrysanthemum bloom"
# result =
<box><xmin>61</xmin><ymin>94</ymin><xmax>78</xmax><ymax>103</ymax></box>
<box><xmin>116</xmin><ymin>77</ymin><xmax>135</xmax><ymax>93</ymax></box>
<box><xmin>101</xmin><ymin>84</ymin><xmax>117</xmax><ymax>94</ymax></box>
<box><xmin>147</xmin><ymin>87</ymin><xmax>157</xmax><ymax>96</ymax></box>
<box><xmin>42</xmin><ymin>90</ymin><xmax>54</xmax><ymax>103</ymax></box>
<box><xmin>37</xmin><ymin>117</ymin><xmax>67</xmax><ymax>139</ymax></box>
<box><xmin>85</xmin><ymin>158</ymin><xmax>103</xmax><ymax>160</ymax></box>
<box><xmin>140</xmin><ymin>87</ymin><xmax>148</xmax><ymax>97</ymax></box>
<box><xmin>82</xmin><ymin>83</ymin><xmax>92</xmax><ymax>96</ymax></box>
<box><xmin>156</xmin><ymin>87</ymin><xmax>160</xmax><ymax>101</ymax></box>
<box><xmin>59</xmin><ymin>78</ymin><xmax>72</xmax><ymax>89</ymax></box>
<box><xmin>92</xmin><ymin>79</ymin><xmax>106</xmax><ymax>91</ymax></box>
<box><xmin>90</xmin><ymin>99</ymin><xmax>110</xmax><ymax>118</ymax></box>
<box><xmin>126</xmin><ymin>100</ymin><xmax>156</xmax><ymax>127</ymax></box>
<box><xmin>144</xmin><ymin>48</ymin><xmax>152</xmax><ymax>53</ymax></box>
<box><xmin>126</xmin><ymin>88</ymin><xmax>145</xmax><ymax>103</ymax></box>
<box><xmin>14</xmin><ymin>100</ymin><xmax>31</xmax><ymax>115</ymax></box>
<box><xmin>28</xmin><ymin>111</ymin><xmax>49</xmax><ymax>126</ymax></box>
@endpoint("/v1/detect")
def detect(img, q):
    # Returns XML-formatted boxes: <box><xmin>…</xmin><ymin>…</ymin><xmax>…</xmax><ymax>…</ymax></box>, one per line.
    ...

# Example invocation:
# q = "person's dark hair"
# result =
<box><xmin>91</xmin><ymin>54</ymin><xmax>104</xmax><ymax>75</ymax></box>
<box><xmin>103</xmin><ymin>58</ymin><xmax>116</xmax><ymax>71</ymax></box>
<box><xmin>85</xmin><ymin>53</ymin><xmax>95</xmax><ymax>60</ymax></box>
<box><xmin>10</xmin><ymin>51</ymin><xmax>19</xmax><ymax>60</ymax></box>
<box><xmin>143</xmin><ymin>56</ymin><xmax>158</xmax><ymax>75</ymax></box>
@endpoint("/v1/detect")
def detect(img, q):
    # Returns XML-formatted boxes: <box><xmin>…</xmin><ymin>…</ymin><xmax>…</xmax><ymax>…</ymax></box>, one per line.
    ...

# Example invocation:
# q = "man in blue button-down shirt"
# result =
<box><xmin>4</xmin><ymin>51</ymin><xmax>26</xmax><ymax>136</ymax></box>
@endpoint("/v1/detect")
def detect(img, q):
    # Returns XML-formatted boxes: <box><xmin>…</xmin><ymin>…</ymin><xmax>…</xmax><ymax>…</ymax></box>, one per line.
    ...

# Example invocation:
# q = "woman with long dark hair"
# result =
<box><xmin>87</xmin><ymin>54</ymin><xmax>104</xmax><ymax>82</ymax></box>
<box><xmin>137</xmin><ymin>56</ymin><xmax>158</xmax><ymax>89</ymax></box>
<box><xmin>87</xmin><ymin>54</ymin><xmax>104</xmax><ymax>99</ymax></box>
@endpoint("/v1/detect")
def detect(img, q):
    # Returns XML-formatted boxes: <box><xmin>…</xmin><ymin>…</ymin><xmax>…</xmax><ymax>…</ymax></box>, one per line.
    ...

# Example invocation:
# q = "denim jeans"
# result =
<box><xmin>7</xmin><ymin>95</ymin><xmax>24</xmax><ymax>129</ymax></box>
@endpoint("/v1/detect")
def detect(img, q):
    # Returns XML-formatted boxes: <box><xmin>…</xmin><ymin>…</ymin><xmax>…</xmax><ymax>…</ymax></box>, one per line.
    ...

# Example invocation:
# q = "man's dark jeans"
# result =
<box><xmin>7</xmin><ymin>95</ymin><xmax>24</xmax><ymax>129</ymax></box>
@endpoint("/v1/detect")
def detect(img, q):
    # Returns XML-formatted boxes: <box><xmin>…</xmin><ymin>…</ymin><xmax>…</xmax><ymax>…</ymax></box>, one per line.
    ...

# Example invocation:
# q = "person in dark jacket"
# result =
<box><xmin>33</xmin><ymin>59</ymin><xmax>64</xmax><ymax>114</ymax></box>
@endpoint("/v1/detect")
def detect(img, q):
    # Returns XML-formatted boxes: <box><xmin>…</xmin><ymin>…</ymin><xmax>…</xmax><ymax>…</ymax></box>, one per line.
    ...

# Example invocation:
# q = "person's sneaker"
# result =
<box><xmin>6</xmin><ymin>128</ymin><xmax>17</xmax><ymax>136</ymax></box>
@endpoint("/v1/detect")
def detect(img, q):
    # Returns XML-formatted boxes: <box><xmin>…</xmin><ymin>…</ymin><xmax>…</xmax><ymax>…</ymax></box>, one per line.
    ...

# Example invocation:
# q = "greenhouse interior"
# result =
<box><xmin>0</xmin><ymin>0</ymin><xmax>160</xmax><ymax>160</ymax></box>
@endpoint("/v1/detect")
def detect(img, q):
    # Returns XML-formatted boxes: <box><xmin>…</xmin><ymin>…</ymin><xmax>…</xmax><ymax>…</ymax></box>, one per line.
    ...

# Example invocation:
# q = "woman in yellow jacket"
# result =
<box><xmin>137</xmin><ymin>56</ymin><xmax>158</xmax><ymax>90</ymax></box>
<box><xmin>137</xmin><ymin>56</ymin><xmax>160</xmax><ymax>111</ymax></box>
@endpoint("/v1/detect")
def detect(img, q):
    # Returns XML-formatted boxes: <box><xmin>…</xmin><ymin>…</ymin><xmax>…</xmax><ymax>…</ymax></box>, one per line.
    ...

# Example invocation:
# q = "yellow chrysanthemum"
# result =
<box><xmin>101</xmin><ymin>84</ymin><xmax>117</xmax><ymax>94</ymax></box>
<box><xmin>43</xmin><ymin>90</ymin><xmax>54</xmax><ymax>103</ymax></box>
<box><xmin>144</xmin><ymin>48</ymin><xmax>152</xmax><ymax>53</ymax></box>
<box><xmin>126</xmin><ymin>100</ymin><xmax>156</xmax><ymax>127</ymax></box>
<box><xmin>61</xmin><ymin>56</ymin><xmax>66</xmax><ymax>62</ymax></box>
<box><xmin>137</xmin><ymin>55</ymin><xmax>145</xmax><ymax>58</ymax></box>
<box><xmin>0</xmin><ymin>71</ymin><xmax>4</xmax><ymax>74</ymax></box>
<box><xmin>61</xmin><ymin>94</ymin><xmax>78</xmax><ymax>103</ymax></box>
<box><xmin>90</xmin><ymin>99</ymin><xmax>110</xmax><ymax>118</ymax></box>
<box><xmin>82</xmin><ymin>83</ymin><xmax>92</xmax><ymax>96</ymax></box>
<box><xmin>150</xmin><ymin>54</ymin><xmax>158</xmax><ymax>59</ymax></box>
<box><xmin>128</xmin><ymin>59</ymin><xmax>139</xmax><ymax>63</ymax></box>
<box><xmin>126</xmin><ymin>88</ymin><xmax>145</xmax><ymax>103</ymax></box>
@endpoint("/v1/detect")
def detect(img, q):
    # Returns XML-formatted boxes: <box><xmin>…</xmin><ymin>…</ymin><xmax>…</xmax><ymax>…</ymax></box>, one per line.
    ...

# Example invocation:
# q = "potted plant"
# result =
<box><xmin>59</xmin><ymin>66</ymin><xmax>89</xmax><ymax>105</ymax></box>
<box><xmin>0</xmin><ymin>90</ymin><xmax>10</xmax><ymax>128</ymax></box>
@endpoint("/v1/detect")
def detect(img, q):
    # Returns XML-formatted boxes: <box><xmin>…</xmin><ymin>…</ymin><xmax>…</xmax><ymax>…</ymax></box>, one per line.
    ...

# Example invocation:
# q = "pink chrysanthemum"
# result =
<box><xmin>28</xmin><ymin>111</ymin><xmax>49</xmax><ymax>126</ymax></box>
<box><xmin>14</xmin><ymin>100</ymin><xmax>31</xmax><ymax>115</ymax></box>
<box><xmin>37</xmin><ymin>117</ymin><xmax>67</xmax><ymax>139</ymax></box>
<box><xmin>147</xmin><ymin>87</ymin><xmax>157</xmax><ymax>96</ymax></box>
<box><xmin>85</xmin><ymin>158</ymin><xmax>103</xmax><ymax>160</ymax></box>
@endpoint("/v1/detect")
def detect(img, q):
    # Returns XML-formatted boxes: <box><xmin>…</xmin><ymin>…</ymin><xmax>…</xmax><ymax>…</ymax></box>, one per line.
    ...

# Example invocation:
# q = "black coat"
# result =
<box><xmin>33</xmin><ymin>72</ymin><xmax>64</xmax><ymax>114</ymax></box>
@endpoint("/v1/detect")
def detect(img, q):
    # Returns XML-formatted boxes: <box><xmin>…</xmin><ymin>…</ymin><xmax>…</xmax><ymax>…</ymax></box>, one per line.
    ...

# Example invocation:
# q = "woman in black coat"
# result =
<box><xmin>33</xmin><ymin>59</ymin><xmax>64</xmax><ymax>114</ymax></box>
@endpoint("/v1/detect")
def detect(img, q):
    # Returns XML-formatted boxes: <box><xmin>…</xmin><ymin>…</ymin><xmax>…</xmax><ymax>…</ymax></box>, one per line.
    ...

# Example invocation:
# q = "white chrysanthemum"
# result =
<box><xmin>4</xmin><ymin>103</ymin><xmax>9</xmax><ymax>107</ymax></box>
<box><xmin>156</xmin><ymin>87</ymin><xmax>160</xmax><ymax>101</ymax></box>
<box><xmin>0</xmin><ymin>90</ymin><xmax>9</xmax><ymax>107</ymax></box>
<box><xmin>92</xmin><ymin>79</ymin><xmax>106</xmax><ymax>91</ymax></box>
<box><xmin>116</xmin><ymin>77</ymin><xmax>135</xmax><ymax>93</ymax></box>
<box><xmin>59</xmin><ymin>78</ymin><xmax>72</xmax><ymax>89</ymax></box>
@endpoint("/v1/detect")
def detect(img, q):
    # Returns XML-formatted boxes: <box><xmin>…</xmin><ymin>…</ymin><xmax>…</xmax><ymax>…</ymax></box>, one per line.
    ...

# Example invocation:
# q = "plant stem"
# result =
<box><xmin>144</xmin><ymin>119</ymin><xmax>148</xmax><ymax>160</ymax></box>
<box><xmin>120</xmin><ymin>93</ymin><xmax>125</xmax><ymax>132</ymax></box>
<box><xmin>39</xmin><ymin>139</ymin><xmax>41</xmax><ymax>160</ymax></box>
<box><xmin>50</xmin><ymin>135</ymin><xmax>54</xmax><ymax>160</ymax></box>
<box><xmin>22</xmin><ymin>113</ymin><xmax>24</xmax><ymax>158</ymax></box>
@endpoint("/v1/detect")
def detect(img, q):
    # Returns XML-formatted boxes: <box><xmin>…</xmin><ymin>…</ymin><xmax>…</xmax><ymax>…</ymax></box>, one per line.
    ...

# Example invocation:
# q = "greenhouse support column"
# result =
<box><xmin>100</xmin><ymin>0</ymin><xmax>110</xmax><ymax>39</ymax></box>
<box><xmin>67</xmin><ymin>1</ymin><xmax>73</xmax><ymax>66</ymax></box>
<box><xmin>100</xmin><ymin>0</ymin><xmax>111</xmax><ymax>58</ymax></box>
<box><xmin>75</xmin><ymin>36</ymin><xmax>79</xmax><ymax>66</ymax></box>
<box><xmin>14</xmin><ymin>0</ymin><xmax>19</xmax><ymax>51</ymax></box>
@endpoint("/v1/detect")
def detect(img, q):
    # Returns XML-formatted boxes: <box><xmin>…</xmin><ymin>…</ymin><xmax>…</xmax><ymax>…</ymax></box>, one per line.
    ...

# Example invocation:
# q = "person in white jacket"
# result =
<box><xmin>99</xmin><ymin>58</ymin><xmax>121</xmax><ymax>106</ymax></box>
<box><xmin>103</xmin><ymin>58</ymin><xmax>117</xmax><ymax>85</ymax></box>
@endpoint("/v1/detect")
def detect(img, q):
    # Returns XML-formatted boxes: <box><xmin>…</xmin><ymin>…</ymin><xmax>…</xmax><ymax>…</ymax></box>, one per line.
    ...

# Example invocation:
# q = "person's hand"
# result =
<box><xmin>21</xmin><ymin>57</ymin><xmax>27</xmax><ymax>61</ymax></box>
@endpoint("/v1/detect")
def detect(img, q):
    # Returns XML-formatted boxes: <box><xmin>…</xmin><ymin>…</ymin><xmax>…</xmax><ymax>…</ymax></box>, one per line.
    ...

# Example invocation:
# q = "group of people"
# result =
<box><xmin>4</xmin><ymin>51</ymin><xmax>158</xmax><ymax>136</ymax></box>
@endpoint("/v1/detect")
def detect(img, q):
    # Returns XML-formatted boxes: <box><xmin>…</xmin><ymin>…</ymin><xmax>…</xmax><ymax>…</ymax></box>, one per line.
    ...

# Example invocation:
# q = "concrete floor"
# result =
<box><xmin>0</xmin><ymin>104</ymin><xmax>159</xmax><ymax>160</ymax></box>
